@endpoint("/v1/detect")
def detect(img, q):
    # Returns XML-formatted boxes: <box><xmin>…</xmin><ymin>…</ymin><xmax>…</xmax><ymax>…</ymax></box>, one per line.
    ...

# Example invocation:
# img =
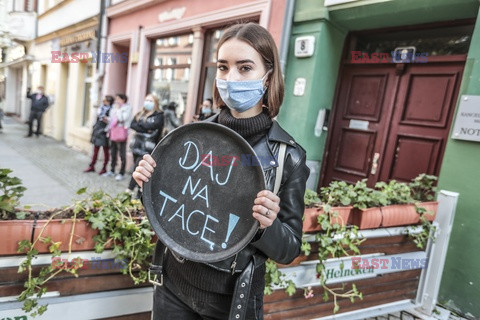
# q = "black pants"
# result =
<box><xmin>152</xmin><ymin>278</ymin><xmax>264</xmax><ymax>320</ymax></box>
<box><xmin>128</xmin><ymin>155</ymin><xmax>143</xmax><ymax>190</ymax></box>
<box><xmin>28</xmin><ymin>110</ymin><xmax>44</xmax><ymax>136</ymax></box>
<box><xmin>110</xmin><ymin>141</ymin><xmax>126</xmax><ymax>175</ymax></box>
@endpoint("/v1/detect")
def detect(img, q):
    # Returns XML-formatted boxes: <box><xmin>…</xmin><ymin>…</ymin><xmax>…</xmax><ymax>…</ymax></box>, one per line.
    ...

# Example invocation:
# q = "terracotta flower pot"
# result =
<box><xmin>380</xmin><ymin>204</ymin><xmax>420</xmax><ymax>227</ymax></box>
<box><xmin>417</xmin><ymin>201</ymin><xmax>438</xmax><ymax>221</ymax></box>
<box><xmin>302</xmin><ymin>206</ymin><xmax>352</xmax><ymax>233</ymax></box>
<box><xmin>328</xmin><ymin>206</ymin><xmax>353</xmax><ymax>226</ymax></box>
<box><xmin>33</xmin><ymin>219</ymin><xmax>99</xmax><ymax>253</ymax></box>
<box><xmin>303</xmin><ymin>207</ymin><xmax>323</xmax><ymax>233</ymax></box>
<box><xmin>0</xmin><ymin>220</ymin><xmax>34</xmax><ymax>256</ymax></box>
<box><xmin>352</xmin><ymin>207</ymin><xmax>382</xmax><ymax>230</ymax></box>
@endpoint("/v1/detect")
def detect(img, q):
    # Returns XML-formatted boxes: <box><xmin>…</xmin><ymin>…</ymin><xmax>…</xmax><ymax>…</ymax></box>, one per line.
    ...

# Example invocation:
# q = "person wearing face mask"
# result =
<box><xmin>133</xmin><ymin>23</ymin><xmax>309</xmax><ymax>320</ymax></box>
<box><xmin>25</xmin><ymin>86</ymin><xmax>50</xmax><ymax>137</ymax></box>
<box><xmin>197</xmin><ymin>98</ymin><xmax>213</xmax><ymax>121</ymax></box>
<box><xmin>103</xmin><ymin>93</ymin><xmax>132</xmax><ymax>181</ymax></box>
<box><xmin>126</xmin><ymin>94</ymin><xmax>164</xmax><ymax>196</ymax></box>
<box><xmin>84</xmin><ymin>95</ymin><xmax>114</xmax><ymax>175</ymax></box>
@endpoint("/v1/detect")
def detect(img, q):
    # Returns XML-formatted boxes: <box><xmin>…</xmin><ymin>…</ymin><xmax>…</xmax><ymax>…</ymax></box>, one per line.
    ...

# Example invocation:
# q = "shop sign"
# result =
<box><xmin>158</xmin><ymin>7</ymin><xmax>186</xmax><ymax>23</ymax></box>
<box><xmin>451</xmin><ymin>95</ymin><xmax>480</xmax><ymax>142</ymax></box>
<box><xmin>60</xmin><ymin>29</ymin><xmax>96</xmax><ymax>47</ymax></box>
<box><xmin>6</xmin><ymin>45</ymin><xmax>25</xmax><ymax>62</ymax></box>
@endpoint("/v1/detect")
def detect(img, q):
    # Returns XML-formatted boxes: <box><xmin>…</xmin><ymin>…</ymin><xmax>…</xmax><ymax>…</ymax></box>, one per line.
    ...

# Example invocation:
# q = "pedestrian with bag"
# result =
<box><xmin>102</xmin><ymin>93</ymin><xmax>132</xmax><ymax>181</ymax></box>
<box><xmin>126</xmin><ymin>93</ymin><xmax>164</xmax><ymax>196</ymax></box>
<box><xmin>133</xmin><ymin>23</ymin><xmax>310</xmax><ymax>320</ymax></box>
<box><xmin>84</xmin><ymin>95</ymin><xmax>114</xmax><ymax>175</ymax></box>
<box><xmin>25</xmin><ymin>86</ymin><xmax>50</xmax><ymax>137</ymax></box>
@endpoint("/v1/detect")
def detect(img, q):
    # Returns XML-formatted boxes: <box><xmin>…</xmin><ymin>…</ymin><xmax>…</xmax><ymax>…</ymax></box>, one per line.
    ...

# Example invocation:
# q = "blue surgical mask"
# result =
<box><xmin>144</xmin><ymin>101</ymin><xmax>154</xmax><ymax>111</ymax></box>
<box><xmin>216</xmin><ymin>73</ymin><xmax>268</xmax><ymax>113</ymax></box>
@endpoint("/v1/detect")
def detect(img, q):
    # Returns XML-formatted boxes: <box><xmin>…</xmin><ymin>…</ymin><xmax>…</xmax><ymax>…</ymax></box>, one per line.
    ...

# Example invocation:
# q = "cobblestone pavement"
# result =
<box><xmin>0</xmin><ymin>116</ymin><xmax>130</xmax><ymax>209</ymax></box>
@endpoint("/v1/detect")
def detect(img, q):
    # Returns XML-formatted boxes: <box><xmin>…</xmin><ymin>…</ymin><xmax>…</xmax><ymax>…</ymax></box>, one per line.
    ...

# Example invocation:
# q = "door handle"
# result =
<box><xmin>370</xmin><ymin>152</ymin><xmax>380</xmax><ymax>175</ymax></box>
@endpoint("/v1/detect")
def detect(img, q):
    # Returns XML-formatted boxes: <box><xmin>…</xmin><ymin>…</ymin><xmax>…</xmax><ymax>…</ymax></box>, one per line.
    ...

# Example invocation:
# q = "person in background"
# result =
<box><xmin>133</xmin><ymin>22</ymin><xmax>309</xmax><ymax>320</ymax></box>
<box><xmin>25</xmin><ymin>86</ymin><xmax>50</xmax><ymax>137</ymax></box>
<box><xmin>126</xmin><ymin>93</ymin><xmax>164</xmax><ymax>196</ymax></box>
<box><xmin>84</xmin><ymin>95</ymin><xmax>114</xmax><ymax>175</ymax></box>
<box><xmin>196</xmin><ymin>98</ymin><xmax>213</xmax><ymax>121</ymax></box>
<box><xmin>102</xmin><ymin>93</ymin><xmax>132</xmax><ymax>181</ymax></box>
<box><xmin>161</xmin><ymin>101</ymin><xmax>181</xmax><ymax>137</ymax></box>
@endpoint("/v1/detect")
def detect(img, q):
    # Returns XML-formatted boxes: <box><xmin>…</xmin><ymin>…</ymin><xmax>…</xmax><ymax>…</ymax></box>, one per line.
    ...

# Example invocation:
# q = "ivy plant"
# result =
<box><xmin>16</xmin><ymin>188</ymin><xmax>155</xmax><ymax>317</ymax></box>
<box><xmin>0</xmin><ymin>168</ymin><xmax>27</xmax><ymax>218</ymax></box>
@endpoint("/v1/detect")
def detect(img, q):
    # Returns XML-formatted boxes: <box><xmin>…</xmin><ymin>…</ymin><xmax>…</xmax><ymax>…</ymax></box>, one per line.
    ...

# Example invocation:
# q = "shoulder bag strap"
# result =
<box><xmin>273</xmin><ymin>143</ymin><xmax>287</xmax><ymax>195</ymax></box>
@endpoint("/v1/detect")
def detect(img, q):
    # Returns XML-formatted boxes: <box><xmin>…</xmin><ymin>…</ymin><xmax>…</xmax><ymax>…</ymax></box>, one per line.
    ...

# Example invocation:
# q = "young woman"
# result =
<box><xmin>133</xmin><ymin>23</ymin><xmax>310</xmax><ymax>320</ymax></box>
<box><xmin>102</xmin><ymin>93</ymin><xmax>132</xmax><ymax>181</ymax></box>
<box><xmin>84</xmin><ymin>95</ymin><xmax>114</xmax><ymax>175</ymax></box>
<box><xmin>126</xmin><ymin>94</ymin><xmax>164</xmax><ymax>196</ymax></box>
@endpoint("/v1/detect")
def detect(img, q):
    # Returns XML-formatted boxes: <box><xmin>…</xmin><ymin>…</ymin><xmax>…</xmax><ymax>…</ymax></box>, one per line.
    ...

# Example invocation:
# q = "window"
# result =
<box><xmin>82</xmin><ymin>63</ymin><xmax>94</xmax><ymax>127</ymax></box>
<box><xmin>148</xmin><ymin>33</ymin><xmax>193</xmax><ymax>117</ymax></box>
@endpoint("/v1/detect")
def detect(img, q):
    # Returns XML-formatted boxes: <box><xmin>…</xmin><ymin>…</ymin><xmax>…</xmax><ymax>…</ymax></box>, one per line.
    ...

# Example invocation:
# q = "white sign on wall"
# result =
<box><xmin>451</xmin><ymin>95</ymin><xmax>480</xmax><ymax>142</ymax></box>
<box><xmin>325</xmin><ymin>0</ymin><xmax>359</xmax><ymax>6</ymax></box>
<box><xmin>158</xmin><ymin>7</ymin><xmax>186</xmax><ymax>23</ymax></box>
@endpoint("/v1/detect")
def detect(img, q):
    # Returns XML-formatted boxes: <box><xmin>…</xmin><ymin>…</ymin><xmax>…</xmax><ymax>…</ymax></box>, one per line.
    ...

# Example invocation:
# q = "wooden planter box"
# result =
<box><xmin>264</xmin><ymin>229</ymin><xmax>425</xmax><ymax>319</ymax></box>
<box><xmin>303</xmin><ymin>206</ymin><xmax>352</xmax><ymax>233</ymax></box>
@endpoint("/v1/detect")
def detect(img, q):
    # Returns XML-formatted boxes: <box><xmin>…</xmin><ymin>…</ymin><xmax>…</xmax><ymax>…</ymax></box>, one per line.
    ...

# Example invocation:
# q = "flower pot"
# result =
<box><xmin>352</xmin><ymin>207</ymin><xmax>382</xmax><ymax>230</ymax></box>
<box><xmin>33</xmin><ymin>219</ymin><xmax>99</xmax><ymax>253</ymax></box>
<box><xmin>380</xmin><ymin>204</ymin><xmax>420</xmax><ymax>227</ymax></box>
<box><xmin>302</xmin><ymin>206</ymin><xmax>352</xmax><ymax>233</ymax></box>
<box><xmin>303</xmin><ymin>207</ymin><xmax>322</xmax><ymax>233</ymax></box>
<box><xmin>328</xmin><ymin>206</ymin><xmax>353</xmax><ymax>226</ymax></box>
<box><xmin>0</xmin><ymin>220</ymin><xmax>34</xmax><ymax>256</ymax></box>
<box><xmin>417</xmin><ymin>201</ymin><xmax>438</xmax><ymax>221</ymax></box>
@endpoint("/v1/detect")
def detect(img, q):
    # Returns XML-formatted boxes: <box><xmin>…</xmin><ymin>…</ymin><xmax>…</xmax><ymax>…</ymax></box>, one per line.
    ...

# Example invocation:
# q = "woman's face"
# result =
<box><xmin>216</xmin><ymin>38</ymin><xmax>267</xmax><ymax>82</ymax></box>
<box><xmin>145</xmin><ymin>95</ymin><xmax>155</xmax><ymax>104</ymax></box>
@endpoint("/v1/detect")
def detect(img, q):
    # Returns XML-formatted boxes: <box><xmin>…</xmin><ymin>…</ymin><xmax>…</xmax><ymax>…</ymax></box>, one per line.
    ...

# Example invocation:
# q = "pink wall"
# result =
<box><xmin>109</xmin><ymin>0</ymin><xmax>287</xmax><ymax>47</ymax></box>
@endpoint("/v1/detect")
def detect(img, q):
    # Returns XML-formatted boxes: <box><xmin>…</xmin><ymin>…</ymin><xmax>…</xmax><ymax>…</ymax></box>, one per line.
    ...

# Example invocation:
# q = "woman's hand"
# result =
<box><xmin>252</xmin><ymin>190</ymin><xmax>281</xmax><ymax>229</ymax></box>
<box><xmin>132</xmin><ymin>154</ymin><xmax>156</xmax><ymax>188</ymax></box>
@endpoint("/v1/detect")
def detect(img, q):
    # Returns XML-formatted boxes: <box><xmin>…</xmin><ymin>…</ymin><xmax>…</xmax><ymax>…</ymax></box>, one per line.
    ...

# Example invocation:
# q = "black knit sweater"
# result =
<box><xmin>164</xmin><ymin>107</ymin><xmax>272</xmax><ymax>305</ymax></box>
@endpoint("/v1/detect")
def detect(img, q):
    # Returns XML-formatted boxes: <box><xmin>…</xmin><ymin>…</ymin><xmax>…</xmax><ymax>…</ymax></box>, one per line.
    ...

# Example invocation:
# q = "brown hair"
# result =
<box><xmin>212</xmin><ymin>23</ymin><xmax>284</xmax><ymax>118</ymax></box>
<box><xmin>135</xmin><ymin>93</ymin><xmax>161</xmax><ymax>121</ymax></box>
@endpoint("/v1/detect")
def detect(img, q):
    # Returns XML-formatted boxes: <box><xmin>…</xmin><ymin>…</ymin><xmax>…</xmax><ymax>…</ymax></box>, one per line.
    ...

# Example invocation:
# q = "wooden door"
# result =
<box><xmin>322</xmin><ymin>61</ymin><xmax>464</xmax><ymax>187</ymax></box>
<box><xmin>379</xmin><ymin>62</ymin><xmax>463</xmax><ymax>182</ymax></box>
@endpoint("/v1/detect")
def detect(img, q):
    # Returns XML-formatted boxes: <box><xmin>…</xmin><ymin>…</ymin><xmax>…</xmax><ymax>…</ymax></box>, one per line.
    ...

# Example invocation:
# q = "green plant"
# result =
<box><xmin>351</xmin><ymin>179</ymin><xmax>388</xmax><ymax>209</ymax></box>
<box><xmin>0</xmin><ymin>168</ymin><xmax>27</xmax><ymax>217</ymax></box>
<box><xmin>320</xmin><ymin>181</ymin><xmax>356</xmax><ymax>208</ymax></box>
<box><xmin>407</xmin><ymin>215</ymin><xmax>437</xmax><ymax>249</ymax></box>
<box><xmin>265</xmin><ymin>205</ymin><xmax>365</xmax><ymax>314</ymax></box>
<box><xmin>304</xmin><ymin>188</ymin><xmax>321</xmax><ymax>208</ymax></box>
<box><xmin>375</xmin><ymin>180</ymin><xmax>414</xmax><ymax>205</ymax></box>
<box><xmin>409</xmin><ymin>174</ymin><xmax>438</xmax><ymax>202</ymax></box>
<box><xmin>16</xmin><ymin>188</ymin><xmax>155</xmax><ymax>317</ymax></box>
<box><xmin>310</xmin><ymin>212</ymin><xmax>365</xmax><ymax>313</ymax></box>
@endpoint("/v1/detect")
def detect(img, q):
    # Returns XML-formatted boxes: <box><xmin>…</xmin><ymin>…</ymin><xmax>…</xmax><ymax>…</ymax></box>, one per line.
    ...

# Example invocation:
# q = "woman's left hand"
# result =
<box><xmin>252</xmin><ymin>190</ymin><xmax>281</xmax><ymax>229</ymax></box>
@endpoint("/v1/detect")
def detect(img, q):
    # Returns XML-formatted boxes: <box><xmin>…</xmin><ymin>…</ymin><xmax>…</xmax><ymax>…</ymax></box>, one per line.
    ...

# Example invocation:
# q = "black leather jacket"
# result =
<box><xmin>204</xmin><ymin>114</ymin><xmax>310</xmax><ymax>273</ymax></box>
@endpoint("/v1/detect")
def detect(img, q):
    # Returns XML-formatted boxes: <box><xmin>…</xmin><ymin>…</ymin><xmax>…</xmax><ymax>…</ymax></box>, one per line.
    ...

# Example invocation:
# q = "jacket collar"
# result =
<box><xmin>204</xmin><ymin>113</ymin><xmax>296</xmax><ymax>147</ymax></box>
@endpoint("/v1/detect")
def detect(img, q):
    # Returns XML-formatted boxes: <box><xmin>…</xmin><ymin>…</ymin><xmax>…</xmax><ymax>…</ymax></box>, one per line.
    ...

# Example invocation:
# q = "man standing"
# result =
<box><xmin>26</xmin><ymin>86</ymin><xmax>50</xmax><ymax>137</ymax></box>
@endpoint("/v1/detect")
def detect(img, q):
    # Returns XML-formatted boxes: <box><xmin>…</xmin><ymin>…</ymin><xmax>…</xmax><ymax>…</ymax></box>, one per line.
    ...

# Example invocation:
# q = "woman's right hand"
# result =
<box><xmin>132</xmin><ymin>154</ymin><xmax>156</xmax><ymax>188</ymax></box>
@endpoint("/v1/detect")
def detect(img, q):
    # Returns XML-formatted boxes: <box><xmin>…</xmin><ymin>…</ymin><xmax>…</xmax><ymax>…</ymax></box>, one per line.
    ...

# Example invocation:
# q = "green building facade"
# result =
<box><xmin>277</xmin><ymin>0</ymin><xmax>480</xmax><ymax>318</ymax></box>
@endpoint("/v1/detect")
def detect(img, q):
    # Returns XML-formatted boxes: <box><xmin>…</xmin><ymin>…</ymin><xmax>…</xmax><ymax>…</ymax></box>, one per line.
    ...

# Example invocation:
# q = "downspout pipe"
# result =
<box><xmin>95</xmin><ymin>0</ymin><xmax>109</xmax><ymax>105</ymax></box>
<box><xmin>279</xmin><ymin>0</ymin><xmax>296</xmax><ymax>73</ymax></box>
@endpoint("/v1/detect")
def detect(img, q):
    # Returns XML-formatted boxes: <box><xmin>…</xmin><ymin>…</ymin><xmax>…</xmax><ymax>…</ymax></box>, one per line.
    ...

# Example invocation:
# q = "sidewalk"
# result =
<box><xmin>0</xmin><ymin>116</ymin><xmax>130</xmax><ymax>210</ymax></box>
